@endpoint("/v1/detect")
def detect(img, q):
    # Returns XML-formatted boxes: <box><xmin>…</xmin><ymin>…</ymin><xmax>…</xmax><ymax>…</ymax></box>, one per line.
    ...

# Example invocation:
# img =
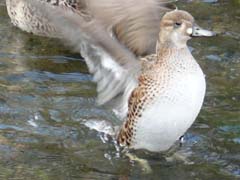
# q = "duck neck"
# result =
<box><xmin>156</xmin><ymin>41</ymin><xmax>192</xmax><ymax>65</ymax></box>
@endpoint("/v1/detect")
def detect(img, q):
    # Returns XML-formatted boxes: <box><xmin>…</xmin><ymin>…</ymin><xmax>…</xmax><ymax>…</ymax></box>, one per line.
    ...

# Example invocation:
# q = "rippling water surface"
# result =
<box><xmin>0</xmin><ymin>0</ymin><xmax>239</xmax><ymax>179</ymax></box>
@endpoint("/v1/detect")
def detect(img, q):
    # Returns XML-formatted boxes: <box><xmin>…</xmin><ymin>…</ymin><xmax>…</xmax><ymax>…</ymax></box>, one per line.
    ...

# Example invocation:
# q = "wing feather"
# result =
<box><xmin>27</xmin><ymin>0</ymin><xmax>140</xmax><ymax>119</ymax></box>
<box><xmin>80</xmin><ymin>0</ymin><xmax>171</xmax><ymax>55</ymax></box>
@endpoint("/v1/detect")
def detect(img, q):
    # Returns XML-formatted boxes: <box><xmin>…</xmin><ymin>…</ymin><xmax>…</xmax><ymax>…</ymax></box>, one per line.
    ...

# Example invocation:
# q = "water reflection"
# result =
<box><xmin>0</xmin><ymin>0</ymin><xmax>239</xmax><ymax>179</ymax></box>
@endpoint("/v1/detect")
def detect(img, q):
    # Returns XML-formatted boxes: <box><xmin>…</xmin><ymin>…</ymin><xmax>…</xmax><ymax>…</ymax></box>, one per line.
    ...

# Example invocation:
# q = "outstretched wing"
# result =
<box><xmin>27</xmin><ymin>0</ymin><xmax>141</xmax><ymax>119</ymax></box>
<box><xmin>48</xmin><ymin>0</ymin><xmax>170</xmax><ymax>55</ymax></box>
<box><xmin>77</xmin><ymin>0</ymin><xmax>170</xmax><ymax>56</ymax></box>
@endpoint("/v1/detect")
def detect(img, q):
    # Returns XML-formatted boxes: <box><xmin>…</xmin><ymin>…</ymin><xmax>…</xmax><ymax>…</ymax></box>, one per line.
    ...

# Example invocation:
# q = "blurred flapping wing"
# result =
<box><xmin>27</xmin><ymin>0</ymin><xmax>141</xmax><ymax>119</ymax></box>
<box><xmin>78</xmin><ymin>0</ymin><xmax>170</xmax><ymax>56</ymax></box>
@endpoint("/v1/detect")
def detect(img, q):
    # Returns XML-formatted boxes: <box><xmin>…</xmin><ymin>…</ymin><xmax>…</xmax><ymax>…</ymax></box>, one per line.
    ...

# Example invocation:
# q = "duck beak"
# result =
<box><xmin>192</xmin><ymin>24</ymin><xmax>216</xmax><ymax>37</ymax></box>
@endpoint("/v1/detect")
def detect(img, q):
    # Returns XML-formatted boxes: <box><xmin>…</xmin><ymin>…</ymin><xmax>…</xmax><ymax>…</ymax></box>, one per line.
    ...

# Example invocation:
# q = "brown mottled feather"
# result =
<box><xmin>14</xmin><ymin>2</ymin><xmax>210</xmax><ymax>151</ymax></box>
<box><xmin>6</xmin><ymin>0</ymin><xmax>170</xmax><ymax>56</ymax></box>
<box><xmin>117</xmin><ymin>48</ymin><xmax>179</xmax><ymax>146</ymax></box>
<box><xmin>117</xmin><ymin>63</ymin><xmax>163</xmax><ymax>147</ymax></box>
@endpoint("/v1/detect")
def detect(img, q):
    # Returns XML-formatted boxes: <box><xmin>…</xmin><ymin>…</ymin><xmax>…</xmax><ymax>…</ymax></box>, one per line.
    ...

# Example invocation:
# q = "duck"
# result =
<box><xmin>22</xmin><ymin>1</ymin><xmax>216</xmax><ymax>152</ymax></box>
<box><xmin>5</xmin><ymin>0</ymin><xmax>170</xmax><ymax>56</ymax></box>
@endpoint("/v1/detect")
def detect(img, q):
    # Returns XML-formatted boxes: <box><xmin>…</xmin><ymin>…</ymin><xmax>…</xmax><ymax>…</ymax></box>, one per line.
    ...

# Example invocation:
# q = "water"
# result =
<box><xmin>0</xmin><ymin>0</ymin><xmax>239</xmax><ymax>179</ymax></box>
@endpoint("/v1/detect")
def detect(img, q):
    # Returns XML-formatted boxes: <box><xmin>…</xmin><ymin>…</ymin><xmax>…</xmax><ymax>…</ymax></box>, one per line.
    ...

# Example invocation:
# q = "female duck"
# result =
<box><xmin>17</xmin><ymin>1</ymin><xmax>216</xmax><ymax>152</ymax></box>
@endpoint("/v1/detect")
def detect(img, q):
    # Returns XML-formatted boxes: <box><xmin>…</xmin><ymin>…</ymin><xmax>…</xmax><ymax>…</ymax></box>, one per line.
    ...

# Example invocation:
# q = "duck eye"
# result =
<box><xmin>174</xmin><ymin>22</ymin><xmax>182</xmax><ymax>27</ymax></box>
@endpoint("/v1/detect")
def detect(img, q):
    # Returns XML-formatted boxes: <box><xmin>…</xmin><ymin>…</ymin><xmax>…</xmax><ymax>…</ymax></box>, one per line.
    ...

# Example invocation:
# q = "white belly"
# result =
<box><xmin>132</xmin><ymin>69</ymin><xmax>206</xmax><ymax>152</ymax></box>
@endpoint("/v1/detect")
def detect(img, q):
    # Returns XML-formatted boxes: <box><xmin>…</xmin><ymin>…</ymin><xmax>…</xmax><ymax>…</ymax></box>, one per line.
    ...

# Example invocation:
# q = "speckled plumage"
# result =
<box><xmin>117</xmin><ymin>47</ymin><xmax>206</xmax><ymax>151</ymax></box>
<box><xmin>115</xmin><ymin>11</ymin><xmax>215</xmax><ymax>151</ymax></box>
<box><xmin>11</xmin><ymin>1</ymin><xmax>215</xmax><ymax>152</ymax></box>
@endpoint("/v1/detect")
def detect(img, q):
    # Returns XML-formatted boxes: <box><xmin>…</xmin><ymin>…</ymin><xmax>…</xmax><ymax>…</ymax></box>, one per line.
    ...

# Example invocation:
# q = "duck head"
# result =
<box><xmin>159</xmin><ymin>10</ymin><xmax>216</xmax><ymax>48</ymax></box>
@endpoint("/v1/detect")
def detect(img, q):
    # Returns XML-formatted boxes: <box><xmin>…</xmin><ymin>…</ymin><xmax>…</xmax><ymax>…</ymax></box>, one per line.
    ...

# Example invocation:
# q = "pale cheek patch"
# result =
<box><xmin>187</xmin><ymin>28</ymin><xmax>193</xmax><ymax>35</ymax></box>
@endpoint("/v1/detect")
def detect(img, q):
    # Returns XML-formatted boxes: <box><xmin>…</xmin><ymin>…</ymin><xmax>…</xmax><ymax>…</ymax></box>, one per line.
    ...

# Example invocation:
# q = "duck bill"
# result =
<box><xmin>192</xmin><ymin>24</ymin><xmax>216</xmax><ymax>37</ymax></box>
